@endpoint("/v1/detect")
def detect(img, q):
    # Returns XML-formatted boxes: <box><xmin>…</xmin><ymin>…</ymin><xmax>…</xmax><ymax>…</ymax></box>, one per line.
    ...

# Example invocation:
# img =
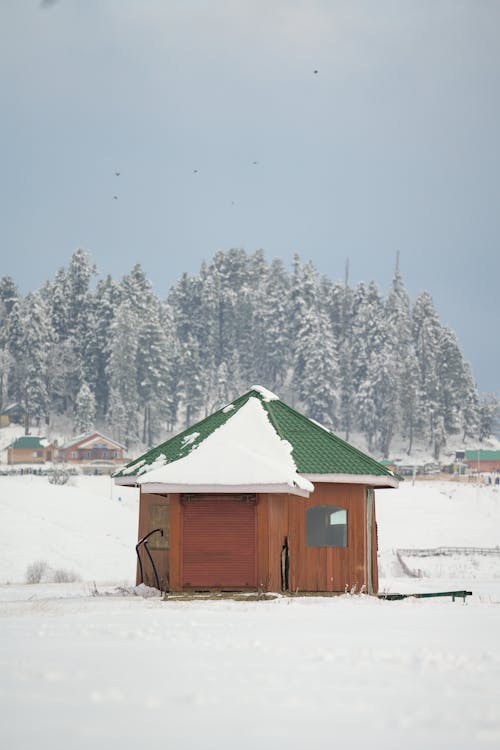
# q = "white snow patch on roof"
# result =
<box><xmin>181</xmin><ymin>432</ymin><xmax>200</xmax><ymax>448</ymax></box>
<box><xmin>137</xmin><ymin>397</ymin><xmax>313</xmax><ymax>493</ymax></box>
<box><xmin>222</xmin><ymin>404</ymin><xmax>235</xmax><ymax>413</ymax></box>
<box><xmin>137</xmin><ymin>454</ymin><xmax>167</xmax><ymax>475</ymax></box>
<box><xmin>39</xmin><ymin>438</ymin><xmax>50</xmax><ymax>447</ymax></box>
<box><xmin>121</xmin><ymin>458</ymin><xmax>146</xmax><ymax>475</ymax></box>
<box><xmin>251</xmin><ymin>385</ymin><xmax>279</xmax><ymax>401</ymax></box>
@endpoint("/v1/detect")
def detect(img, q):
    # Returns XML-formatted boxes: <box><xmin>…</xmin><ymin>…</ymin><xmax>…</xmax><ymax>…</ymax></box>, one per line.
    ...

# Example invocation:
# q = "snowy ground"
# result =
<box><xmin>1</xmin><ymin>476</ymin><xmax>500</xmax><ymax>748</ymax></box>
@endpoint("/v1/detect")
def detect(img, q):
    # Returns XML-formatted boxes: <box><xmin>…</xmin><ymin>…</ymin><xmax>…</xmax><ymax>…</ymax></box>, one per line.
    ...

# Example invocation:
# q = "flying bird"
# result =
<box><xmin>113</xmin><ymin>195</ymin><xmax>118</xmax><ymax>200</ymax></box>
<box><xmin>313</xmin><ymin>69</ymin><xmax>319</xmax><ymax>75</ymax></box>
<box><xmin>193</xmin><ymin>169</ymin><xmax>199</xmax><ymax>174</ymax></box>
<box><xmin>114</xmin><ymin>171</ymin><xmax>120</xmax><ymax>177</ymax></box>
<box><xmin>40</xmin><ymin>0</ymin><xmax>59</xmax><ymax>8</ymax></box>
<box><xmin>252</xmin><ymin>161</ymin><xmax>259</xmax><ymax>165</ymax></box>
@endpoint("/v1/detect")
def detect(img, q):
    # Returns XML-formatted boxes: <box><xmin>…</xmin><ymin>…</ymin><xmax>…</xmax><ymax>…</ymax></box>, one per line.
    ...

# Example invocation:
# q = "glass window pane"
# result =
<box><xmin>330</xmin><ymin>509</ymin><xmax>347</xmax><ymax>526</ymax></box>
<box><xmin>306</xmin><ymin>505</ymin><xmax>347</xmax><ymax>547</ymax></box>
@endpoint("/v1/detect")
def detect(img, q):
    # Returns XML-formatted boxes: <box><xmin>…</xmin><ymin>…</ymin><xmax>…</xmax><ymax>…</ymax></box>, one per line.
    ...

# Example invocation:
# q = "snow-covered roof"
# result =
<box><xmin>115</xmin><ymin>386</ymin><xmax>399</xmax><ymax>492</ymax></box>
<box><xmin>137</xmin><ymin>397</ymin><xmax>313</xmax><ymax>497</ymax></box>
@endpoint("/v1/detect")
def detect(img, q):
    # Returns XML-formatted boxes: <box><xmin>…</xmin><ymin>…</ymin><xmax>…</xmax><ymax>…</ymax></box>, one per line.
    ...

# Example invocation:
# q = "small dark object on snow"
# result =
<box><xmin>379</xmin><ymin>590</ymin><xmax>472</xmax><ymax>602</ymax></box>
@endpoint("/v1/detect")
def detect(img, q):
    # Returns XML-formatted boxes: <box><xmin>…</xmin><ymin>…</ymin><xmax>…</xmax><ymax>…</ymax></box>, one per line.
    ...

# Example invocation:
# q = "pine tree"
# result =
<box><xmin>478</xmin><ymin>394</ymin><xmax>499</xmax><ymax>442</ymax></box>
<box><xmin>412</xmin><ymin>292</ymin><xmax>442</xmax><ymax>451</ymax></box>
<box><xmin>21</xmin><ymin>293</ymin><xmax>52</xmax><ymax>432</ymax></box>
<box><xmin>256</xmin><ymin>258</ymin><xmax>291</xmax><ymax>389</ymax></box>
<box><xmin>74</xmin><ymin>381</ymin><xmax>96</xmax><ymax>434</ymax></box>
<box><xmin>385</xmin><ymin>261</ymin><xmax>412</xmax><ymax>447</ymax></box>
<box><xmin>106</xmin><ymin>300</ymin><xmax>140</xmax><ymax>445</ymax></box>
<box><xmin>136</xmin><ymin>300</ymin><xmax>171</xmax><ymax>445</ymax></box>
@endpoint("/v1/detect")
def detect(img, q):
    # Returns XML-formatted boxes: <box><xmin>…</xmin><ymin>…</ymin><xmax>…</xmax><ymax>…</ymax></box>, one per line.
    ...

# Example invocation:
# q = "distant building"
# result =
<box><xmin>0</xmin><ymin>402</ymin><xmax>25</xmax><ymax>428</ymax></box>
<box><xmin>59</xmin><ymin>431</ymin><xmax>126</xmax><ymax>465</ymax></box>
<box><xmin>7</xmin><ymin>436</ymin><xmax>55</xmax><ymax>464</ymax></box>
<box><xmin>464</xmin><ymin>450</ymin><xmax>500</xmax><ymax>472</ymax></box>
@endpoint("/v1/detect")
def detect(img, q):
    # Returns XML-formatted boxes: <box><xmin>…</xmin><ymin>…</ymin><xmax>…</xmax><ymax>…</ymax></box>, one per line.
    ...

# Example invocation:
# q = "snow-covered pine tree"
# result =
<box><xmin>255</xmin><ymin>257</ymin><xmax>291</xmax><ymax>389</ymax></box>
<box><xmin>384</xmin><ymin>261</ymin><xmax>412</xmax><ymax>449</ymax></box>
<box><xmin>325</xmin><ymin>271</ymin><xmax>354</xmax><ymax>440</ymax></box>
<box><xmin>0</xmin><ymin>276</ymin><xmax>19</xmax><ymax>414</ymax></box>
<box><xmin>92</xmin><ymin>275</ymin><xmax>122</xmax><ymax>417</ymax></box>
<box><xmin>351</xmin><ymin>281</ymin><xmax>385</xmax><ymax>444</ymax></box>
<box><xmin>20</xmin><ymin>292</ymin><xmax>52</xmax><ymax>432</ymax></box>
<box><xmin>292</xmin><ymin>260</ymin><xmax>338</xmax><ymax>427</ymax></box>
<box><xmin>412</xmin><ymin>292</ymin><xmax>442</xmax><ymax>453</ymax></box>
<box><xmin>74</xmin><ymin>381</ymin><xmax>96</xmax><ymax>434</ymax></box>
<box><xmin>180</xmin><ymin>334</ymin><xmax>205</xmax><ymax>427</ymax></box>
<box><xmin>136</xmin><ymin>299</ymin><xmax>172</xmax><ymax>445</ymax></box>
<box><xmin>159</xmin><ymin>302</ymin><xmax>182</xmax><ymax>431</ymax></box>
<box><xmin>106</xmin><ymin>300</ymin><xmax>140</xmax><ymax>445</ymax></box>
<box><xmin>478</xmin><ymin>394</ymin><xmax>499</xmax><ymax>442</ymax></box>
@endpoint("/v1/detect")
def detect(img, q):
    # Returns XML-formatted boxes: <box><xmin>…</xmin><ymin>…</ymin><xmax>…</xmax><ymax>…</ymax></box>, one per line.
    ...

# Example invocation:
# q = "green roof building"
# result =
<box><xmin>115</xmin><ymin>387</ymin><xmax>399</xmax><ymax>595</ymax></box>
<box><xmin>7</xmin><ymin>436</ymin><xmax>55</xmax><ymax>464</ymax></box>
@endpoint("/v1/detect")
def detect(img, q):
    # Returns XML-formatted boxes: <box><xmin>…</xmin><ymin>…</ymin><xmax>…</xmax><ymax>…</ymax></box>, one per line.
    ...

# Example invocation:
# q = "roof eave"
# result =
<box><xmin>136</xmin><ymin>482</ymin><xmax>311</xmax><ymax>498</ymax></box>
<box><xmin>302</xmin><ymin>473</ymin><xmax>400</xmax><ymax>489</ymax></box>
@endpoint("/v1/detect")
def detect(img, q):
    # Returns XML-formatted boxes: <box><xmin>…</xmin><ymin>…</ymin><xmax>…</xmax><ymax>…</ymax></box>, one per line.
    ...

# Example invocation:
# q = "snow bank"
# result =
<box><xmin>0</xmin><ymin>476</ymin><xmax>138</xmax><ymax>583</ymax></box>
<box><xmin>1</xmin><ymin>592</ymin><xmax>500</xmax><ymax>750</ymax></box>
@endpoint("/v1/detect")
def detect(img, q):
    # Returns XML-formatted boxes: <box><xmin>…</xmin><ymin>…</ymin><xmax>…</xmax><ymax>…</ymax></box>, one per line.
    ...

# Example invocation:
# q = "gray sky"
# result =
<box><xmin>1</xmin><ymin>0</ymin><xmax>499</xmax><ymax>395</ymax></box>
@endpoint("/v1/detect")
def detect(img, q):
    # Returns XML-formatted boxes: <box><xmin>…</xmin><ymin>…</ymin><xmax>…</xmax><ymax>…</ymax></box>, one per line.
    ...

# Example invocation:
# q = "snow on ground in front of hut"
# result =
<box><xmin>1</xmin><ymin>476</ymin><xmax>500</xmax><ymax>748</ymax></box>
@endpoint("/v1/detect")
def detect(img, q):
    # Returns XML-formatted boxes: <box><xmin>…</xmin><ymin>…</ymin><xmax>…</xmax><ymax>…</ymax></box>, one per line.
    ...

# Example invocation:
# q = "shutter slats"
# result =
<box><xmin>182</xmin><ymin>497</ymin><xmax>256</xmax><ymax>588</ymax></box>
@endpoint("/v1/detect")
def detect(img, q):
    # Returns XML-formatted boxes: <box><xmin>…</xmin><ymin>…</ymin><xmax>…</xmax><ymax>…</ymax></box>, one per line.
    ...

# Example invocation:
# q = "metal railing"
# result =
<box><xmin>397</xmin><ymin>546</ymin><xmax>500</xmax><ymax>557</ymax></box>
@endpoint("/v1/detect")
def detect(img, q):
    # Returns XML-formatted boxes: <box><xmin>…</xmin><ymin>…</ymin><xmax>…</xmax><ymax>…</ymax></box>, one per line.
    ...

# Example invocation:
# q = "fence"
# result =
<box><xmin>397</xmin><ymin>546</ymin><xmax>500</xmax><ymax>557</ymax></box>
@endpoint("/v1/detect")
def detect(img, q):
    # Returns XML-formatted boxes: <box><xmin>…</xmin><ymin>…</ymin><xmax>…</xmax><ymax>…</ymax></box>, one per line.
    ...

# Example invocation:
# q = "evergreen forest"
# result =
<box><xmin>0</xmin><ymin>248</ymin><xmax>497</xmax><ymax>459</ymax></box>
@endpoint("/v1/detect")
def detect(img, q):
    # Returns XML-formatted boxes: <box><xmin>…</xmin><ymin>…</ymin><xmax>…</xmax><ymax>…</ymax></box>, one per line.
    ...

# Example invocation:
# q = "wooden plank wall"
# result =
<box><xmin>138</xmin><ymin>485</ymin><xmax>379</xmax><ymax>593</ymax></box>
<box><xmin>136</xmin><ymin>492</ymin><xmax>170</xmax><ymax>590</ymax></box>
<box><xmin>265</xmin><ymin>484</ymin><xmax>374</xmax><ymax>593</ymax></box>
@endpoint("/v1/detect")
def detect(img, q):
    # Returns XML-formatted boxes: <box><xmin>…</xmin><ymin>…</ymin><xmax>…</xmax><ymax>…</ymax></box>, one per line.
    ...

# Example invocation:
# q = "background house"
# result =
<box><xmin>464</xmin><ymin>449</ymin><xmax>500</xmax><ymax>473</ymax></box>
<box><xmin>7</xmin><ymin>436</ymin><xmax>55</xmax><ymax>464</ymax></box>
<box><xmin>59</xmin><ymin>432</ymin><xmax>126</xmax><ymax>465</ymax></box>
<box><xmin>114</xmin><ymin>386</ymin><xmax>399</xmax><ymax>594</ymax></box>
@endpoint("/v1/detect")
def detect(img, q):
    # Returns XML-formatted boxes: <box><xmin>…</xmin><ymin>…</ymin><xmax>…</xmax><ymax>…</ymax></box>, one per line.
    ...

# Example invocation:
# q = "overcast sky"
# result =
<box><xmin>1</xmin><ymin>1</ymin><xmax>499</xmax><ymax>395</ymax></box>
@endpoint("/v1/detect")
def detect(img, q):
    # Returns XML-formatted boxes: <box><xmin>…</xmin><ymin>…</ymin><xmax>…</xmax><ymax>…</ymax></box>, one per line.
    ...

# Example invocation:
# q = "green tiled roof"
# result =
<box><xmin>114</xmin><ymin>388</ymin><xmax>396</xmax><ymax>481</ymax></box>
<box><xmin>465</xmin><ymin>450</ymin><xmax>500</xmax><ymax>460</ymax></box>
<box><xmin>9</xmin><ymin>436</ymin><xmax>49</xmax><ymax>449</ymax></box>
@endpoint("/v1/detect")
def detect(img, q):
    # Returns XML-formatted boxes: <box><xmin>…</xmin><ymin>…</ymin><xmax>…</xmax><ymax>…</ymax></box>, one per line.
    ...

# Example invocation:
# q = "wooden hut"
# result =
<box><xmin>114</xmin><ymin>387</ymin><xmax>400</xmax><ymax>594</ymax></box>
<box><xmin>7</xmin><ymin>436</ymin><xmax>55</xmax><ymax>464</ymax></box>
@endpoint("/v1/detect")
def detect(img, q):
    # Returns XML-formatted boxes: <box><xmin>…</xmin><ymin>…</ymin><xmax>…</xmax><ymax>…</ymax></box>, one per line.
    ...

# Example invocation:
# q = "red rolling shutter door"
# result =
<box><xmin>182</xmin><ymin>496</ymin><xmax>256</xmax><ymax>588</ymax></box>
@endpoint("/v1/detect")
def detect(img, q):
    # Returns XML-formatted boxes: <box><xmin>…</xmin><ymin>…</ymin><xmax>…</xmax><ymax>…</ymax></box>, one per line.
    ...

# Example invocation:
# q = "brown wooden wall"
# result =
<box><xmin>137</xmin><ymin>484</ymin><xmax>379</xmax><ymax>594</ymax></box>
<box><xmin>136</xmin><ymin>492</ymin><xmax>170</xmax><ymax>590</ymax></box>
<box><xmin>263</xmin><ymin>484</ymin><xmax>374</xmax><ymax>594</ymax></box>
<box><xmin>7</xmin><ymin>447</ymin><xmax>53</xmax><ymax>464</ymax></box>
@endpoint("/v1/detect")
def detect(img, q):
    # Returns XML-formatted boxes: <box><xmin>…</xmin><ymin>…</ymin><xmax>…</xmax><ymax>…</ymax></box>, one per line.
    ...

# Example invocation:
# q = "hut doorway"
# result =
<box><xmin>181</xmin><ymin>495</ymin><xmax>257</xmax><ymax>589</ymax></box>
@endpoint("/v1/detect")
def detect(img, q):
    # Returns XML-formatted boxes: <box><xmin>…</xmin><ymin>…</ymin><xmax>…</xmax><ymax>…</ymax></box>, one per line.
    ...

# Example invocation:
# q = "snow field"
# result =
<box><xmin>0</xmin><ymin>475</ymin><xmax>138</xmax><ymax>584</ymax></box>
<box><xmin>1</xmin><ymin>592</ymin><xmax>500</xmax><ymax>749</ymax></box>
<box><xmin>1</xmin><ymin>475</ymin><xmax>500</xmax><ymax>748</ymax></box>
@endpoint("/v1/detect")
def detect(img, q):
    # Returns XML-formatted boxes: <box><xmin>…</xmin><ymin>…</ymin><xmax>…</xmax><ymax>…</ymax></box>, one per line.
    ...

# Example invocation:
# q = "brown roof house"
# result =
<box><xmin>7</xmin><ymin>436</ymin><xmax>56</xmax><ymax>464</ymax></box>
<box><xmin>114</xmin><ymin>386</ymin><xmax>400</xmax><ymax>594</ymax></box>
<box><xmin>59</xmin><ymin>431</ymin><xmax>126</xmax><ymax>465</ymax></box>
